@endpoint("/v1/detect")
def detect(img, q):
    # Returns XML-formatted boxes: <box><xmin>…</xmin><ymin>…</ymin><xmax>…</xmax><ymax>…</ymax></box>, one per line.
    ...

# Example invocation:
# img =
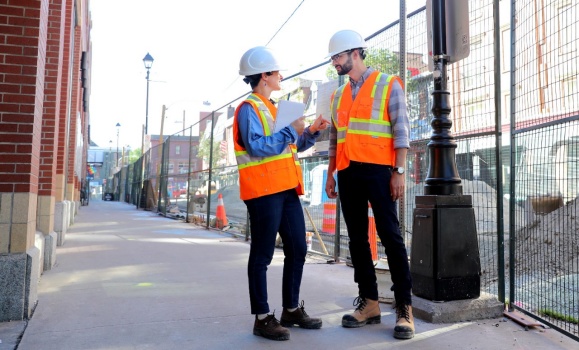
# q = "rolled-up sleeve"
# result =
<box><xmin>388</xmin><ymin>79</ymin><xmax>410</xmax><ymax>149</ymax></box>
<box><xmin>328</xmin><ymin>121</ymin><xmax>337</xmax><ymax>157</ymax></box>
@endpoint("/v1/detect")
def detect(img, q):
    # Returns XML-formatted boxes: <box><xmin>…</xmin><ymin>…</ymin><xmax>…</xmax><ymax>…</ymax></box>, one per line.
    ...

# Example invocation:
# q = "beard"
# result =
<box><xmin>336</xmin><ymin>56</ymin><xmax>353</xmax><ymax>76</ymax></box>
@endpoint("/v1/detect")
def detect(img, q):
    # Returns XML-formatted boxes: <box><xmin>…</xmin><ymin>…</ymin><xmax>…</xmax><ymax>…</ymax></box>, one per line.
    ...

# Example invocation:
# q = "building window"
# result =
<box><xmin>168</xmin><ymin>163</ymin><xmax>174</xmax><ymax>174</ymax></box>
<box><xmin>175</xmin><ymin>145</ymin><xmax>181</xmax><ymax>155</ymax></box>
<box><xmin>557</xmin><ymin>1</ymin><xmax>577</xmax><ymax>56</ymax></box>
<box><xmin>561</xmin><ymin>76</ymin><xmax>578</xmax><ymax>110</ymax></box>
<box><xmin>501</xmin><ymin>27</ymin><xmax>510</xmax><ymax>73</ymax></box>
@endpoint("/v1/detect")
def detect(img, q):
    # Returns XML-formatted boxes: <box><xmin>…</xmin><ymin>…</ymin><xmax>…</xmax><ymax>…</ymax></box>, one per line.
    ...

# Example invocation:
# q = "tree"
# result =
<box><xmin>325</xmin><ymin>47</ymin><xmax>401</xmax><ymax>80</ymax></box>
<box><xmin>325</xmin><ymin>47</ymin><xmax>418</xmax><ymax>92</ymax></box>
<box><xmin>197</xmin><ymin>131</ymin><xmax>223</xmax><ymax>170</ymax></box>
<box><xmin>126</xmin><ymin>148</ymin><xmax>141</xmax><ymax>164</ymax></box>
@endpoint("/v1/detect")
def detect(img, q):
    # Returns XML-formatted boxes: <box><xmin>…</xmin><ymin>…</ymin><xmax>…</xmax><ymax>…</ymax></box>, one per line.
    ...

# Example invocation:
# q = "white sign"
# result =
<box><xmin>426</xmin><ymin>0</ymin><xmax>470</xmax><ymax>71</ymax></box>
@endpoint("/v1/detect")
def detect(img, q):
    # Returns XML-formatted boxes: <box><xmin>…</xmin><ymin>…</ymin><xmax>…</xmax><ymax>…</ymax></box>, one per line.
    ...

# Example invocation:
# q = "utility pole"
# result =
<box><xmin>156</xmin><ymin>105</ymin><xmax>167</xmax><ymax>206</ymax></box>
<box><xmin>182</xmin><ymin>110</ymin><xmax>186</xmax><ymax>136</ymax></box>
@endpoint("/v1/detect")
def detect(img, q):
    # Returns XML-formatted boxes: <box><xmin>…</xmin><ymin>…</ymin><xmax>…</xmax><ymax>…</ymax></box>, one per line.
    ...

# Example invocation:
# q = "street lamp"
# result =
<box><xmin>143</xmin><ymin>52</ymin><xmax>154</xmax><ymax>135</ymax></box>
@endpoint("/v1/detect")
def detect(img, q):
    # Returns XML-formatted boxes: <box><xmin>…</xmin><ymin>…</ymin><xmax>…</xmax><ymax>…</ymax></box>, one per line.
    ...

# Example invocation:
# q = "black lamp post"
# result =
<box><xmin>143</xmin><ymin>52</ymin><xmax>154</xmax><ymax>135</ymax></box>
<box><xmin>410</xmin><ymin>0</ymin><xmax>480</xmax><ymax>302</ymax></box>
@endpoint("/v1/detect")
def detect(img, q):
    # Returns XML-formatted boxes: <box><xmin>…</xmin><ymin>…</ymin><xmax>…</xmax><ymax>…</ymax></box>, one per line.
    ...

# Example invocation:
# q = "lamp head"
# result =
<box><xmin>143</xmin><ymin>52</ymin><xmax>154</xmax><ymax>69</ymax></box>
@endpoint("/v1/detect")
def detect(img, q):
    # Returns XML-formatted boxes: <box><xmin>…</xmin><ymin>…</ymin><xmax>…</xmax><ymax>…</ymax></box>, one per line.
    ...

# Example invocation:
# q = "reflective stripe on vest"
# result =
<box><xmin>246</xmin><ymin>94</ymin><xmax>273</xmax><ymax>136</ymax></box>
<box><xmin>331</xmin><ymin>85</ymin><xmax>348</xmax><ymax>144</ymax></box>
<box><xmin>235</xmin><ymin>147</ymin><xmax>298</xmax><ymax>170</ymax></box>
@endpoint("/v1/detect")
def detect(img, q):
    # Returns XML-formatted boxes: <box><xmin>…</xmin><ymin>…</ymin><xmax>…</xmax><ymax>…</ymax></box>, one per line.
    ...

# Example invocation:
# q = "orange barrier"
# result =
<box><xmin>215</xmin><ymin>193</ymin><xmax>228</xmax><ymax>229</ymax></box>
<box><xmin>368</xmin><ymin>204</ymin><xmax>378</xmax><ymax>261</ymax></box>
<box><xmin>321</xmin><ymin>201</ymin><xmax>337</xmax><ymax>234</ymax></box>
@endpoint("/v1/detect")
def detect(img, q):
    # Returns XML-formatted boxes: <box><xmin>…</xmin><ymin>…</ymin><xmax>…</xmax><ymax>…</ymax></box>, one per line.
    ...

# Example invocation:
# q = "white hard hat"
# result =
<box><xmin>239</xmin><ymin>46</ymin><xmax>285</xmax><ymax>76</ymax></box>
<box><xmin>327</xmin><ymin>29</ymin><xmax>368</xmax><ymax>58</ymax></box>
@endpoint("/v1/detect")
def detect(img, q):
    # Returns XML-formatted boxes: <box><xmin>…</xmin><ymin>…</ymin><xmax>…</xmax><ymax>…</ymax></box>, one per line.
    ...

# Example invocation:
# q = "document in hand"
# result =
<box><xmin>274</xmin><ymin>100</ymin><xmax>306</xmax><ymax>133</ymax></box>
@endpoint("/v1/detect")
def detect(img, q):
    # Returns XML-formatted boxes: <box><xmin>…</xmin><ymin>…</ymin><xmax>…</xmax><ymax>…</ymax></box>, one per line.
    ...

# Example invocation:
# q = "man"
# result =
<box><xmin>235</xmin><ymin>46</ymin><xmax>329</xmax><ymax>341</ymax></box>
<box><xmin>324</xmin><ymin>29</ymin><xmax>415</xmax><ymax>340</ymax></box>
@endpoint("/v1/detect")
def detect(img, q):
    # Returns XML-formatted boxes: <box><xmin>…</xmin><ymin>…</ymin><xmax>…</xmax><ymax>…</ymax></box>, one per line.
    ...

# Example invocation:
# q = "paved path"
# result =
<box><xmin>1</xmin><ymin>200</ymin><xmax>576</xmax><ymax>349</ymax></box>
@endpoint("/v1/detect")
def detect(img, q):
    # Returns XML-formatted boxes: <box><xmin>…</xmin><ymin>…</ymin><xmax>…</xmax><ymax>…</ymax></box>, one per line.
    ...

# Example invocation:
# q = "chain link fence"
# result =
<box><xmin>102</xmin><ymin>0</ymin><xmax>578</xmax><ymax>340</ymax></box>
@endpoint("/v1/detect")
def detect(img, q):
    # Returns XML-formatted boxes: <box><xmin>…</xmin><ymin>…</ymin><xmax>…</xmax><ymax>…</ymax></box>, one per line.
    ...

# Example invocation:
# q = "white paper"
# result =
<box><xmin>274</xmin><ymin>100</ymin><xmax>305</xmax><ymax>133</ymax></box>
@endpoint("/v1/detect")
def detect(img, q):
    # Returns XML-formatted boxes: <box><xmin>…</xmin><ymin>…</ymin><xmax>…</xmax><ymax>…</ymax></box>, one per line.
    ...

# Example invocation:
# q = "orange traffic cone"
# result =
<box><xmin>215</xmin><ymin>193</ymin><xmax>228</xmax><ymax>229</ymax></box>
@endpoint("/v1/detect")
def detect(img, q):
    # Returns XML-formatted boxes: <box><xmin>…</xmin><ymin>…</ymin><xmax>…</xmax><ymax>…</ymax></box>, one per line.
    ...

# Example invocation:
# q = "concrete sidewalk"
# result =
<box><xmin>1</xmin><ymin>200</ymin><xmax>576</xmax><ymax>349</ymax></box>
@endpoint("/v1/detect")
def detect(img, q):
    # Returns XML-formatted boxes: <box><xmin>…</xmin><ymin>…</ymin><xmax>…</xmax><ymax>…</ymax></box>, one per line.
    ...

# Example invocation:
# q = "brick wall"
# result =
<box><xmin>0</xmin><ymin>0</ymin><xmax>50</xmax><ymax>193</ymax></box>
<box><xmin>39</xmin><ymin>0</ymin><xmax>66</xmax><ymax>198</ymax></box>
<box><xmin>56</xmin><ymin>0</ymin><xmax>72</xmax><ymax>199</ymax></box>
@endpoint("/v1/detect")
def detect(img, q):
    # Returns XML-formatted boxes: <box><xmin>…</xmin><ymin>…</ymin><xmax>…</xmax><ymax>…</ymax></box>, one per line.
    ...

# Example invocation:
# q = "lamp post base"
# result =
<box><xmin>410</xmin><ymin>195</ymin><xmax>481</xmax><ymax>301</ymax></box>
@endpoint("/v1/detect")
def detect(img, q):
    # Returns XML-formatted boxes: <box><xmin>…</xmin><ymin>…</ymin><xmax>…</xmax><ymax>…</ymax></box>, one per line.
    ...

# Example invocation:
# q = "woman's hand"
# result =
<box><xmin>309</xmin><ymin>115</ymin><xmax>330</xmax><ymax>133</ymax></box>
<box><xmin>290</xmin><ymin>116</ymin><xmax>306</xmax><ymax>135</ymax></box>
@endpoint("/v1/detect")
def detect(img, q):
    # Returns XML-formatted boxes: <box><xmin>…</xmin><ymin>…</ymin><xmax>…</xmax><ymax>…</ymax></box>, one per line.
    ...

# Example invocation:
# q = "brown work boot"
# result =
<box><xmin>342</xmin><ymin>296</ymin><xmax>381</xmax><ymax>328</ymax></box>
<box><xmin>394</xmin><ymin>303</ymin><xmax>415</xmax><ymax>339</ymax></box>
<box><xmin>253</xmin><ymin>313</ymin><xmax>290</xmax><ymax>341</ymax></box>
<box><xmin>280</xmin><ymin>300</ymin><xmax>322</xmax><ymax>329</ymax></box>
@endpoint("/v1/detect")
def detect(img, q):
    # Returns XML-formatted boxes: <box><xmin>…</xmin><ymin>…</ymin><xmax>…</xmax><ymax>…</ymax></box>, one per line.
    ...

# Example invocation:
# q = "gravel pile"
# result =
<box><xmin>515</xmin><ymin>197</ymin><xmax>579</xmax><ymax>277</ymax></box>
<box><xmin>404</xmin><ymin>179</ymin><xmax>512</xmax><ymax>234</ymax></box>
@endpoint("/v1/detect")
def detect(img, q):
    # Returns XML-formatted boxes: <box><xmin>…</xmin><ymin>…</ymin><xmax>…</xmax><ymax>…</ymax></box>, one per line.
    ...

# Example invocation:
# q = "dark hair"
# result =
<box><xmin>243</xmin><ymin>72</ymin><xmax>273</xmax><ymax>89</ymax></box>
<box><xmin>353</xmin><ymin>48</ymin><xmax>366</xmax><ymax>60</ymax></box>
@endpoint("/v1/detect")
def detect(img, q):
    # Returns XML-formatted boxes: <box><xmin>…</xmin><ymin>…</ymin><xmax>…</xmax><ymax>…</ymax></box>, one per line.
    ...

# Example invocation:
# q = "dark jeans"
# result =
<box><xmin>244</xmin><ymin>189</ymin><xmax>307</xmax><ymax>315</ymax></box>
<box><xmin>338</xmin><ymin>161</ymin><xmax>412</xmax><ymax>305</ymax></box>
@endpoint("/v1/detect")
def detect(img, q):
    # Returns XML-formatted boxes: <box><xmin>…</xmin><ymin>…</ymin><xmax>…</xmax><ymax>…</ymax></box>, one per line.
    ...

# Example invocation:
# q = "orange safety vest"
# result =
<box><xmin>330</xmin><ymin>71</ymin><xmax>401</xmax><ymax>171</ymax></box>
<box><xmin>233</xmin><ymin>93</ymin><xmax>304</xmax><ymax>200</ymax></box>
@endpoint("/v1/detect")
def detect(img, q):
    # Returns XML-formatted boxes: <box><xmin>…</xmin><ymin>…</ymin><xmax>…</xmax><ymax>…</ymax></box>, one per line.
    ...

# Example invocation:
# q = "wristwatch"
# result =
<box><xmin>393</xmin><ymin>167</ymin><xmax>405</xmax><ymax>175</ymax></box>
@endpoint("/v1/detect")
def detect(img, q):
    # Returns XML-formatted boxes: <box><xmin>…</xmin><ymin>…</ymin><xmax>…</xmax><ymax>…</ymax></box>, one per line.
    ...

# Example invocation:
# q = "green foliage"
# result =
<box><xmin>365</xmin><ymin>47</ymin><xmax>400</xmax><ymax>75</ymax></box>
<box><xmin>538</xmin><ymin>309</ymin><xmax>579</xmax><ymax>324</ymax></box>
<box><xmin>127</xmin><ymin>148</ymin><xmax>141</xmax><ymax>163</ymax></box>
<box><xmin>325</xmin><ymin>48</ymin><xmax>400</xmax><ymax>80</ymax></box>
<box><xmin>197</xmin><ymin>132</ymin><xmax>222</xmax><ymax>169</ymax></box>
<box><xmin>324</xmin><ymin>48</ymin><xmax>418</xmax><ymax>92</ymax></box>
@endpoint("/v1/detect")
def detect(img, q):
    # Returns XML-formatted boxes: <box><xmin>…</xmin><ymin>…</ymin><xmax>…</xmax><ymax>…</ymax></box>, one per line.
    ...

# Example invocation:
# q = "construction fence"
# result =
<box><xmin>103</xmin><ymin>0</ymin><xmax>578</xmax><ymax>340</ymax></box>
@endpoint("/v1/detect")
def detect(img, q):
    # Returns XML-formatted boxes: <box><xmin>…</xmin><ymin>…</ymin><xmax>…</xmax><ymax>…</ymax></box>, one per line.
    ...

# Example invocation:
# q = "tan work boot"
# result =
<box><xmin>342</xmin><ymin>296</ymin><xmax>381</xmax><ymax>328</ymax></box>
<box><xmin>394</xmin><ymin>303</ymin><xmax>415</xmax><ymax>339</ymax></box>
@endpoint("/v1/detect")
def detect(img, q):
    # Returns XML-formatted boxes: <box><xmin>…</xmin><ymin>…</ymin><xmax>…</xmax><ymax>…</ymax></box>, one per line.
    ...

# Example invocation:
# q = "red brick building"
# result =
<box><xmin>0</xmin><ymin>0</ymin><xmax>91</xmax><ymax>321</ymax></box>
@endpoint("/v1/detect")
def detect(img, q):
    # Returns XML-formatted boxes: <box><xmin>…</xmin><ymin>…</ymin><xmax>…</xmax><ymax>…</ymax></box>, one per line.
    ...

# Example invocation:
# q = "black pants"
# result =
<box><xmin>244</xmin><ymin>189</ymin><xmax>307</xmax><ymax>314</ymax></box>
<box><xmin>338</xmin><ymin>161</ymin><xmax>412</xmax><ymax>305</ymax></box>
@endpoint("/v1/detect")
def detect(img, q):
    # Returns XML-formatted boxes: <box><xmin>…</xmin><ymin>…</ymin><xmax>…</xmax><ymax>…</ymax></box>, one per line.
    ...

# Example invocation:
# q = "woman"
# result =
<box><xmin>234</xmin><ymin>46</ymin><xmax>329</xmax><ymax>341</ymax></box>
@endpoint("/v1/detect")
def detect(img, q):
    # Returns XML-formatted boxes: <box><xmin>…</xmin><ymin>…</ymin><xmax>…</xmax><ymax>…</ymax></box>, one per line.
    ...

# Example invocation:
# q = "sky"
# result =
<box><xmin>89</xmin><ymin>0</ymin><xmax>426</xmax><ymax>150</ymax></box>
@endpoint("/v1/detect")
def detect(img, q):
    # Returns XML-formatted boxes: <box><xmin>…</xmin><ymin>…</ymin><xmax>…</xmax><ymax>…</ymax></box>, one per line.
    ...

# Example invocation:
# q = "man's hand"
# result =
<box><xmin>290</xmin><ymin>116</ymin><xmax>306</xmax><ymax>136</ymax></box>
<box><xmin>309</xmin><ymin>114</ymin><xmax>330</xmax><ymax>133</ymax></box>
<box><xmin>390</xmin><ymin>173</ymin><xmax>405</xmax><ymax>201</ymax></box>
<box><xmin>325</xmin><ymin>175</ymin><xmax>338</xmax><ymax>199</ymax></box>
